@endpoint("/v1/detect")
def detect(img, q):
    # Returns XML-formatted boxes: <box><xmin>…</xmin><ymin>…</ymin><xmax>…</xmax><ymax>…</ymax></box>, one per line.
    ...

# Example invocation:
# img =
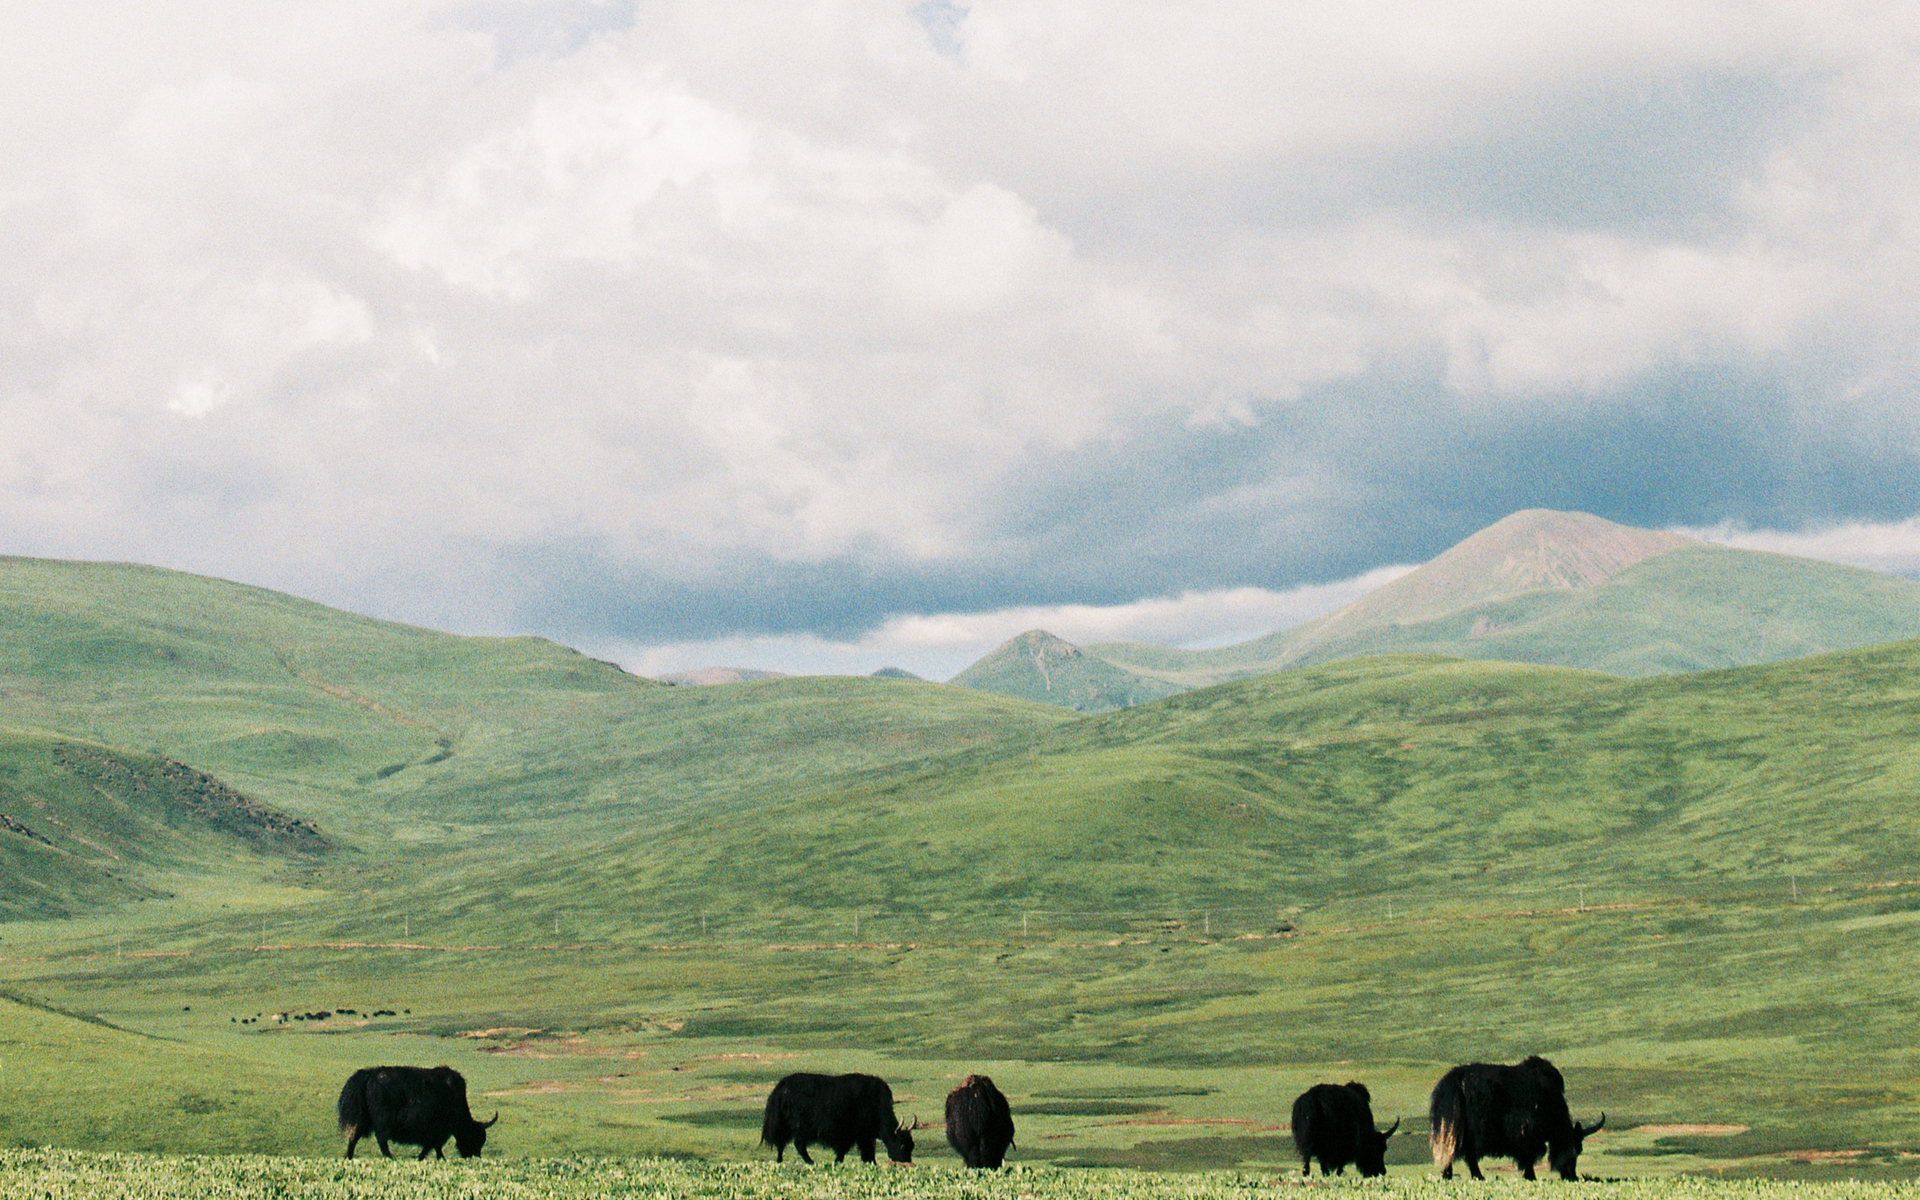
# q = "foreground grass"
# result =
<box><xmin>2</xmin><ymin>1149</ymin><xmax>1917</xmax><ymax>1200</ymax></box>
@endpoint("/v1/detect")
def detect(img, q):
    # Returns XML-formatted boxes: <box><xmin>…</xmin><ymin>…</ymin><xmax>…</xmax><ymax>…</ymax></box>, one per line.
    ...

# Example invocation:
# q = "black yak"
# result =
<box><xmin>945</xmin><ymin>1074</ymin><xmax>1015</xmax><ymax>1168</ymax></box>
<box><xmin>761</xmin><ymin>1072</ymin><xmax>916</xmax><ymax>1164</ymax></box>
<box><xmin>337</xmin><ymin>1065</ymin><xmax>497</xmax><ymax>1159</ymax></box>
<box><xmin>1429</xmin><ymin>1055</ymin><xmax>1603</xmax><ymax>1180</ymax></box>
<box><xmin>1291</xmin><ymin>1081</ymin><xmax>1398</xmax><ymax>1177</ymax></box>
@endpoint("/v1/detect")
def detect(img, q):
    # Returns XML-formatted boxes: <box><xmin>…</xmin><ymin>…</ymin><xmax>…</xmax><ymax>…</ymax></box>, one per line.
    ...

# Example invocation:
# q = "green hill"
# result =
<box><xmin>407</xmin><ymin>638</ymin><xmax>1920</xmax><ymax>935</ymax></box>
<box><xmin>12</xmin><ymin>552</ymin><xmax>1920</xmax><ymax>1169</ymax></box>
<box><xmin>952</xmin><ymin>629</ymin><xmax>1186</xmax><ymax>713</ymax></box>
<box><xmin>0</xmin><ymin>731</ymin><xmax>327</xmax><ymax>920</ymax></box>
<box><xmin>1081</xmin><ymin>510</ymin><xmax>1920</xmax><ymax>694</ymax></box>
<box><xmin>0</xmin><ymin>554</ymin><xmax>1073</xmax><ymax>913</ymax></box>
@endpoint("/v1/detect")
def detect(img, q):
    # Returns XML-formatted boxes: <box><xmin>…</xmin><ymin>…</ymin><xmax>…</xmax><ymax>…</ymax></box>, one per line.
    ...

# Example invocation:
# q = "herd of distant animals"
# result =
<box><xmin>336</xmin><ymin>1053</ymin><xmax>1604</xmax><ymax>1179</ymax></box>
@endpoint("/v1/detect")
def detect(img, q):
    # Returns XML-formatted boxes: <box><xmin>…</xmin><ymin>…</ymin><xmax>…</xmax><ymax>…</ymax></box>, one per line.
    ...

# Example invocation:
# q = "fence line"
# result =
<box><xmin>22</xmin><ymin>867</ymin><xmax>1918</xmax><ymax>963</ymax></box>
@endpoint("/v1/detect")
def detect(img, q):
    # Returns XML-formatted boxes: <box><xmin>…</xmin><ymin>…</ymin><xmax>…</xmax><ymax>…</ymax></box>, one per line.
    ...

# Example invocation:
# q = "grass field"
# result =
<box><xmin>8</xmin><ymin>556</ymin><xmax>1920</xmax><ymax>1176</ymax></box>
<box><xmin>4</xmin><ymin>1148</ymin><xmax>1919</xmax><ymax>1200</ymax></box>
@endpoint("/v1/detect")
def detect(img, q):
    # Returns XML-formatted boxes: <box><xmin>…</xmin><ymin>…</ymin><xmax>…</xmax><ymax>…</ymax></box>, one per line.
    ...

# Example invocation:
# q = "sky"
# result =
<box><xmin>4</xmin><ymin>1</ymin><xmax>1920</xmax><ymax>681</ymax></box>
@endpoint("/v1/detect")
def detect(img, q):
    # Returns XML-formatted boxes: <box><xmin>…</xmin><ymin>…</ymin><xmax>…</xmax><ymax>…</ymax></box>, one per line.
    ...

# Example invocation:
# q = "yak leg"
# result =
<box><xmin>774</xmin><ymin>1144</ymin><xmax>785</xmax><ymax>1163</ymax></box>
<box><xmin>1519</xmin><ymin>1159</ymin><xmax>1538</xmax><ymax>1181</ymax></box>
<box><xmin>859</xmin><ymin>1139</ymin><xmax>877</xmax><ymax>1163</ymax></box>
<box><xmin>794</xmin><ymin>1144</ymin><xmax>814</xmax><ymax>1165</ymax></box>
<box><xmin>1300</xmin><ymin>1158</ymin><xmax>1312</xmax><ymax>1177</ymax></box>
<box><xmin>1464</xmin><ymin>1156</ymin><xmax>1485</xmax><ymax>1181</ymax></box>
<box><xmin>375</xmin><ymin>1135</ymin><xmax>395</xmax><ymax>1159</ymax></box>
<box><xmin>344</xmin><ymin>1130</ymin><xmax>362</xmax><ymax>1160</ymax></box>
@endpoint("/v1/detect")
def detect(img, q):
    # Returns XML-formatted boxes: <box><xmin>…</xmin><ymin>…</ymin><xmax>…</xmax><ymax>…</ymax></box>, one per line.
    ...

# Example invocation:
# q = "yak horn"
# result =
<box><xmin>481</xmin><ymin>1111</ymin><xmax>500</xmax><ymax>1128</ymax></box>
<box><xmin>1381</xmin><ymin>1117</ymin><xmax>1401</xmax><ymax>1138</ymax></box>
<box><xmin>1584</xmin><ymin>1113</ymin><xmax>1605</xmax><ymax>1135</ymax></box>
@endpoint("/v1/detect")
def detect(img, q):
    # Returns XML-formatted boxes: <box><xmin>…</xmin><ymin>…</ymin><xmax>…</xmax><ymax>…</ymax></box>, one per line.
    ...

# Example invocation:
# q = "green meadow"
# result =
<box><xmin>11</xmin><ymin>1149</ymin><xmax>1920</xmax><ymax>1200</ymax></box>
<box><xmin>4</xmin><ymin>555</ymin><xmax>1920</xmax><ymax>1177</ymax></box>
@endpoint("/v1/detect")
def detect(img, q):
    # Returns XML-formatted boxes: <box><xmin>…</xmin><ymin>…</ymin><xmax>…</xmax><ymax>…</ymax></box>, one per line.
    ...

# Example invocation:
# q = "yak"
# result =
<box><xmin>945</xmin><ymin>1074</ymin><xmax>1016</xmax><ymax>1168</ymax></box>
<box><xmin>1428</xmin><ymin>1055</ymin><xmax>1603</xmax><ymax>1180</ymax></box>
<box><xmin>337</xmin><ymin>1065</ymin><xmax>498</xmax><ymax>1160</ymax></box>
<box><xmin>1291</xmin><ymin>1081</ymin><xmax>1399</xmax><ymax>1177</ymax></box>
<box><xmin>761</xmin><ymin>1072</ymin><xmax>917</xmax><ymax>1164</ymax></box>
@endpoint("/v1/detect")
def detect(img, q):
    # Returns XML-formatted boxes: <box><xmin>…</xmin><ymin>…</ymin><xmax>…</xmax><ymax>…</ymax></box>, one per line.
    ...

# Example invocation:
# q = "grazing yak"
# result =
<box><xmin>945</xmin><ymin>1074</ymin><xmax>1016</xmax><ymax>1168</ymax></box>
<box><xmin>761</xmin><ymin>1072</ymin><xmax>917</xmax><ymax>1164</ymax></box>
<box><xmin>338</xmin><ymin>1065</ymin><xmax>497</xmax><ymax>1160</ymax></box>
<box><xmin>1429</xmin><ymin>1056</ymin><xmax>1604</xmax><ymax>1180</ymax></box>
<box><xmin>1291</xmin><ymin>1081</ymin><xmax>1398</xmax><ymax>1177</ymax></box>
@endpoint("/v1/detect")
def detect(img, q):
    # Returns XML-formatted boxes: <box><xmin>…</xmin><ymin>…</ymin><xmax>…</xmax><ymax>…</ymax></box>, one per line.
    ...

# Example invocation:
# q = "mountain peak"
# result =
<box><xmin>1337</xmin><ymin>509</ymin><xmax>1698</xmax><ymax>629</ymax></box>
<box><xmin>951</xmin><ymin>629</ymin><xmax>1182</xmax><ymax>712</ymax></box>
<box><xmin>1003</xmin><ymin>629</ymin><xmax>1083</xmax><ymax>659</ymax></box>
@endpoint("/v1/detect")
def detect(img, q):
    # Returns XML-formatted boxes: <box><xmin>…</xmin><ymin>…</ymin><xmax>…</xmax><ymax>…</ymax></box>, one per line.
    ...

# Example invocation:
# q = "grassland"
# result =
<box><xmin>5</xmin><ymin>1149</ymin><xmax>1920</xmax><ymax>1200</ymax></box>
<box><xmin>7</xmin><ymin>555</ymin><xmax>1920</xmax><ymax>1175</ymax></box>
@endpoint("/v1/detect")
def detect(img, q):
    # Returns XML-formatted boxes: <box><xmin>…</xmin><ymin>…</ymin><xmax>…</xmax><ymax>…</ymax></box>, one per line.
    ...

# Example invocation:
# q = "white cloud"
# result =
<box><xmin>602</xmin><ymin>564</ymin><xmax>1414</xmax><ymax>680</ymax></box>
<box><xmin>1438</xmin><ymin>238</ymin><xmax>1829</xmax><ymax>396</ymax></box>
<box><xmin>1683</xmin><ymin>518</ymin><xmax>1920</xmax><ymax>579</ymax></box>
<box><xmin>1</xmin><ymin>0</ymin><xmax>1918</xmax><ymax>651</ymax></box>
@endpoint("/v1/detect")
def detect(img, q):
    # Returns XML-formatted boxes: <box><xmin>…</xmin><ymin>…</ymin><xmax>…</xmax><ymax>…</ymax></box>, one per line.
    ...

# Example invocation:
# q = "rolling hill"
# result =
<box><xmin>954</xmin><ymin>510</ymin><xmax>1920</xmax><ymax>709</ymax></box>
<box><xmin>10</xmin><ymin>549</ymin><xmax>1920</xmax><ymax>1168</ymax></box>
<box><xmin>405</xmin><ymin>636</ymin><xmax>1920</xmax><ymax>935</ymax></box>
<box><xmin>0</xmin><ymin>731</ymin><xmax>327</xmax><ymax>919</ymax></box>
<box><xmin>0</xmin><ymin>554</ymin><xmax>1071</xmax><ymax>913</ymax></box>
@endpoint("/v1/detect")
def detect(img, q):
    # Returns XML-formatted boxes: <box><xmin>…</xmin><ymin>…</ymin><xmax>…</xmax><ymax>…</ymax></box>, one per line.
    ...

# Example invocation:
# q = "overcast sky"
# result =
<box><xmin>5</xmin><ymin>1</ymin><xmax>1920</xmax><ymax>680</ymax></box>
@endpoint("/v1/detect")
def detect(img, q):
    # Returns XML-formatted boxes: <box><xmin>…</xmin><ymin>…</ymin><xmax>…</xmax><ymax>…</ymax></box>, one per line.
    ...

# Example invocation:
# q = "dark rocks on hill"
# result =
<box><xmin>0</xmin><ymin>813</ymin><xmax>52</xmax><ymax>845</ymax></box>
<box><xmin>49</xmin><ymin>745</ymin><xmax>330</xmax><ymax>856</ymax></box>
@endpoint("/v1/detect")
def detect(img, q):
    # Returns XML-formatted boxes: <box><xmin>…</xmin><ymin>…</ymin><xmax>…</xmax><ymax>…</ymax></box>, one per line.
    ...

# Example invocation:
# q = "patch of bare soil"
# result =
<box><xmin>1785</xmin><ymin>1149</ymin><xmax>1868</xmax><ymax>1162</ymax></box>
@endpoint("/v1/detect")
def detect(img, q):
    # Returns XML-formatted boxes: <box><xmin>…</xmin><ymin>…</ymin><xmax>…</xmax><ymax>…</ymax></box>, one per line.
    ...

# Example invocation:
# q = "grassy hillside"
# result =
<box><xmin>405</xmin><ymin>641</ymin><xmax>1920</xmax><ymax>933</ymax></box>
<box><xmin>0</xmin><ymin>730</ymin><xmax>327</xmax><ymax>919</ymax></box>
<box><xmin>0</xmin><ymin>555</ymin><xmax>1071</xmax><ymax>903</ymax></box>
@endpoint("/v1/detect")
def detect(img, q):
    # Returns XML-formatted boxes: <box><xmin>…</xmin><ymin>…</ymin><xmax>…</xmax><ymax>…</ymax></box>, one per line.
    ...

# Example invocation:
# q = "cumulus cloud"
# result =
<box><xmin>1685</xmin><ymin>517</ymin><xmax>1920</xmax><ymax>579</ymax></box>
<box><xmin>1</xmin><ymin>0</ymin><xmax>1919</xmax><ymax>669</ymax></box>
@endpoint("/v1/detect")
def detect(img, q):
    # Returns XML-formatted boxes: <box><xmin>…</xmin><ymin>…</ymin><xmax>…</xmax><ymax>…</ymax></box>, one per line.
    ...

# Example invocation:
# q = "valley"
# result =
<box><xmin>3</xmin><ymin>539</ymin><xmax>1920</xmax><ymax>1176</ymax></box>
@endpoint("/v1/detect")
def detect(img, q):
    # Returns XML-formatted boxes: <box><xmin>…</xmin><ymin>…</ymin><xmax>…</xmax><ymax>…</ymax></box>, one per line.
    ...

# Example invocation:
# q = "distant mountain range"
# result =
<box><xmin>953</xmin><ymin>509</ymin><xmax>1920</xmax><ymax>711</ymax></box>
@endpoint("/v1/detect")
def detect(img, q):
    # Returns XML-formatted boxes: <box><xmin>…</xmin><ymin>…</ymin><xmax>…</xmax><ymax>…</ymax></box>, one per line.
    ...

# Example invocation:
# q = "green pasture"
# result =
<box><xmin>6</xmin><ymin>873</ymin><xmax>1920</xmax><ymax>1173</ymax></box>
<box><xmin>7</xmin><ymin>556</ymin><xmax>1920</xmax><ymax>1175</ymax></box>
<box><xmin>5</xmin><ymin>1149</ymin><xmax>1920</xmax><ymax>1200</ymax></box>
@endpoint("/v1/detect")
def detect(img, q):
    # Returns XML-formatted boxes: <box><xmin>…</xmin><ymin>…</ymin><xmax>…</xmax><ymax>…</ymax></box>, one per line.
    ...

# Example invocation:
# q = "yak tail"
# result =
<box><xmin>760</xmin><ymin>1102</ymin><xmax>784</xmax><ymax>1147</ymax></box>
<box><xmin>337</xmin><ymin>1070</ymin><xmax>369</xmax><ymax>1135</ymax></box>
<box><xmin>1429</xmin><ymin>1116</ymin><xmax>1457</xmax><ymax>1169</ymax></box>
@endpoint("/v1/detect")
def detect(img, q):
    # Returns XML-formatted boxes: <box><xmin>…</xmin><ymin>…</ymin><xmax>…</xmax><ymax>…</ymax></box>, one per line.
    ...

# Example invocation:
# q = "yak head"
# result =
<box><xmin>882</xmin><ymin>1115</ymin><xmax>919</xmax><ymax>1163</ymax></box>
<box><xmin>1355</xmin><ymin>1116</ymin><xmax>1399</xmax><ymax>1178</ymax></box>
<box><xmin>454</xmin><ymin>1111</ymin><xmax>500</xmax><ymax>1158</ymax></box>
<box><xmin>1548</xmin><ymin>1113</ymin><xmax>1604</xmax><ymax>1180</ymax></box>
